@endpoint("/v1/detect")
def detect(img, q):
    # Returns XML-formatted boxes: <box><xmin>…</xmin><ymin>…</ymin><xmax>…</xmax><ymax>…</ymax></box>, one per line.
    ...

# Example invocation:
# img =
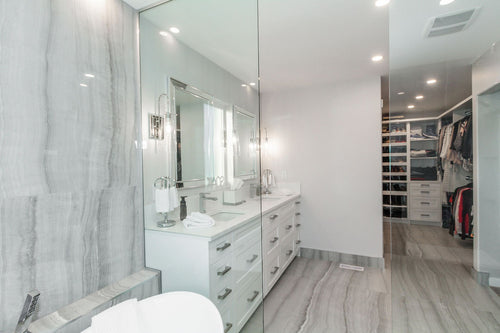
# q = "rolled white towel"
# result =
<box><xmin>169</xmin><ymin>186</ymin><xmax>179</xmax><ymax>209</ymax></box>
<box><xmin>182</xmin><ymin>213</ymin><xmax>215</xmax><ymax>229</ymax></box>
<box><xmin>155</xmin><ymin>189</ymin><xmax>171</xmax><ymax>213</ymax></box>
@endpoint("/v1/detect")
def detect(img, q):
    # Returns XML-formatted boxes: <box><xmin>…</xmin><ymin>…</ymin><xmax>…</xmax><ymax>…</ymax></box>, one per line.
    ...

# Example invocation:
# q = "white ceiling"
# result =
<box><xmin>140</xmin><ymin>0</ymin><xmax>259</xmax><ymax>85</ymax></box>
<box><xmin>258</xmin><ymin>0</ymin><xmax>389</xmax><ymax>93</ymax></box>
<box><xmin>127</xmin><ymin>0</ymin><xmax>500</xmax><ymax>115</ymax></box>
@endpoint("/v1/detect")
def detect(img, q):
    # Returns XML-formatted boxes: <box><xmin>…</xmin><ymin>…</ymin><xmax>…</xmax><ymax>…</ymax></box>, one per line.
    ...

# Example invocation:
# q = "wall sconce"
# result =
<box><xmin>149</xmin><ymin>93</ymin><xmax>170</xmax><ymax>140</ymax></box>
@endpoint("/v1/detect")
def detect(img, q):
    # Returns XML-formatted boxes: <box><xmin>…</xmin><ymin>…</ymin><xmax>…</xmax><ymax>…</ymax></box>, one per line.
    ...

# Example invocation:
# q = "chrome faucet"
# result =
<box><xmin>199</xmin><ymin>192</ymin><xmax>218</xmax><ymax>213</ymax></box>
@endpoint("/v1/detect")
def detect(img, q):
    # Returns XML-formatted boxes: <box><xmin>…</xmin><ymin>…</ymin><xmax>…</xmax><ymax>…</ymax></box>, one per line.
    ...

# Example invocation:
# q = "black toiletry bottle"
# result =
<box><xmin>180</xmin><ymin>196</ymin><xmax>187</xmax><ymax>221</ymax></box>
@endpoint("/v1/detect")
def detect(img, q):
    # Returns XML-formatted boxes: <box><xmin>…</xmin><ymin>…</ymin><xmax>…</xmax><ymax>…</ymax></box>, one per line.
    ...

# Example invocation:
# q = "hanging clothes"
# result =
<box><xmin>449</xmin><ymin>183</ymin><xmax>473</xmax><ymax>239</ymax></box>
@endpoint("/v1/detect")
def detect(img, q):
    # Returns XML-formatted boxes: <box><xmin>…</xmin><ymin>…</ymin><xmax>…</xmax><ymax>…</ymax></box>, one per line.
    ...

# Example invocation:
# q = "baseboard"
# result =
<box><xmin>299</xmin><ymin>247</ymin><xmax>385</xmax><ymax>269</ymax></box>
<box><xmin>470</xmin><ymin>266</ymin><xmax>490</xmax><ymax>286</ymax></box>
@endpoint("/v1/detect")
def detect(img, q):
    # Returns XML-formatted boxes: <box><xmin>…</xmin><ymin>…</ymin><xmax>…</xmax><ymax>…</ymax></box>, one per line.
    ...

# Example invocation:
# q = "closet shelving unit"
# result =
<box><xmin>382</xmin><ymin>96</ymin><xmax>472</xmax><ymax>225</ymax></box>
<box><xmin>382</xmin><ymin>123</ymin><xmax>409</xmax><ymax>222</ymax></box>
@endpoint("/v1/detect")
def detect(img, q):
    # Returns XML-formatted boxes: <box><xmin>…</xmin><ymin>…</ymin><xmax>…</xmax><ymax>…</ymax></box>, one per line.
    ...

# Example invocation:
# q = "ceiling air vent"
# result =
<box><xmin>425</xmin><ymin>8</ymin><xmax>480</xmax><ymax>38</ymax></box>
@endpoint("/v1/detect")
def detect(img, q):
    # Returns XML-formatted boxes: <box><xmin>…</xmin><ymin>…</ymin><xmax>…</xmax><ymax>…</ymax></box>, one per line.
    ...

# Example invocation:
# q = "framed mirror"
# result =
<box><xmin>232</xmin><ymin>106</ymin><xmax>257</xmax><ymax>179</ymax></box>
<box><xmin>170</xmin><ymin>78</ymin><xmax>227</xmax><ymax>189</ymax></box>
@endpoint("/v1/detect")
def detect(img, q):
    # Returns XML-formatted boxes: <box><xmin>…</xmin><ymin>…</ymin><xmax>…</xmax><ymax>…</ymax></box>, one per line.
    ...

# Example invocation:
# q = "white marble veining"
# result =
<box><xmin>0</xmin><ymin>1</ymin><xmax>142</xmax><ymax>331</ymax></box>
<box><xmin>145</xmin><ymin>194</ymin><xmax>300</xmax><ymax>240</ymax></box>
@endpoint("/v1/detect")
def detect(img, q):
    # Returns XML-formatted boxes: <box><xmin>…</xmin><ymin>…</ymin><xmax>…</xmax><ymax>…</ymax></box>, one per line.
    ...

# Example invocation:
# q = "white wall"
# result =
<box><xmin>472</xmin><ymin>42</ymin><xmax>500</xmax><ymax>286</ymax></box>
<box><xmin>262</xmin><ymin>77</ymin><xmax>383</xmax><ymax>259</ymax></box>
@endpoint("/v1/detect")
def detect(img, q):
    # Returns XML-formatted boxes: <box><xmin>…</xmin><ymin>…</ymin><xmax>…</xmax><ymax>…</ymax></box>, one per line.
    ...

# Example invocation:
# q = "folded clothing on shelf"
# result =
<box><xmin>410</xmin><ymin>149</ymin><xmax>437</xmax><ymax>157</ymax></box>
<box><xmin>411</xmin><ymin>166</ymin><xmax>438</xmax><ymax>181</ymax></box>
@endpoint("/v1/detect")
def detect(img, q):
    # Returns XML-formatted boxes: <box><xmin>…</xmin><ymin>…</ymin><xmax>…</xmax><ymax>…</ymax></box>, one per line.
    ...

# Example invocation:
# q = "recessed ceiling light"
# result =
<box><xmin>169</xmin><ymin>27</ymin><xmax>180</xmax><ymax>34</ymax></box>
<box><xmin>84</xmin><ymin>73</ymin><xmax>95</xmax><ymax>78</ymax></box>
<box><xmin>241</xmin><ymin>84</ymin><xmax>247</xmax><ymax>87</ymax></box>
<box><xmin>371</xmin><ymin>55</ymin><xmax>383</xmax><ymax>62</ymax></box>
<box><xmin>80</xmin><ymin>83</ymin><xmax>88</xmax><ymax>87</ymax></box>
<box><xmin>249</xmin><ymin>82</ymin><xmax>256</xmax><ymax>86</ymax></box>
<box><xmin>408</xmin><ymin>105</ymin><xmax>415</xmax><ymax>109</ymax></box>
<box><xmin>440</xmin><ymin>0</ymin><xmax>455</xmax><ymax>5</ymax></box>
<box><xmin>427</xmin><ymin>79</ymin><xmax>437</xmax><ymax>85</ymax></box>
<box><xmin>397</xmin><ymin>92</ymin><xmax>405</xmax><ymax>95</ymax></box>
<box><xmin>375</xmin><ymin>0</ymin><xmax>390</xmax><ymax>7</ymax></box>
<box><xmin>159</xmin><ymin>31</ymin><xmax>168</xmax><ymax>37</ymax></box>
<box><xmin>415</xmin><ymin>95</ymin><xmax>424</xmax><ymax>100</ymax></box>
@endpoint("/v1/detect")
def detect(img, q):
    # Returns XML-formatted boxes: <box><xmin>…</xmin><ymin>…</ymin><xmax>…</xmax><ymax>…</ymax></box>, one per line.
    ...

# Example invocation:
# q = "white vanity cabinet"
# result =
<box><xmin>262</xmin><ymin>197</ymin><xmax>302</xmax><ymax>296</ymax></box>
<box><xmin>145</xmin><ymin>218</ymin><xmax>262</xmax><ymax>333</ymax></box>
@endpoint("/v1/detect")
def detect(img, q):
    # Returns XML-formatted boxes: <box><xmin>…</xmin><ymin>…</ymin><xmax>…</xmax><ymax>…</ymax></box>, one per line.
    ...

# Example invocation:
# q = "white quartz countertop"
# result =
<box><xmin>145</xmin><ymin>193</ymin><xmax>301</xmax><ymax>240</ymax></box>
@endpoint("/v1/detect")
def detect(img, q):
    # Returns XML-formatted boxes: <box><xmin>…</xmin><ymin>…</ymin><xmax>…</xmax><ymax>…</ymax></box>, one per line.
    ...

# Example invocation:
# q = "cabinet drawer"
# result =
<box><xmin>234</xmin><ymin>240</ymin><xmax>261</xmax><ymax>286</ymax></box>
<box><xmin>210</xmin><ymin>233</ymin><xmax>234</xmax><ymax>261</ymax></box>
<box><xmin>280</xmin><ymin>234</ymin><xmax>295</xmax><ymax>268</ymax></box>
<box><xmin>210</xmin><ymin>256</ymin><xmax>235</xmax><ymax>293</ymax></box>
<box><xmin>219</xmin><ymin>306</ymin><xmax>235</xmax><ymax>333</ymax></box>
<box><xmin>262</xmin><ymin>202</ymin><xmax>294</xmax><ymax>230</ymax></box>
<box><xmin>410</xmin><ymin>197</ymin><xmax>440</xmax><ymax>210</ymax></box>
<box><xmin>410</xmin><ymin>209</ymin><xmax>441</xmax><ymax>222</ymax></box>
<box><xmin>263</xmin><ymin>251</ymin><xmax>280</xmax><ymax>295</ymax></box>
<box><xmin>234</xmin><ymin>222</ymin><xmax>261</xmax><ymax>256</ymax></box>
<box><xmin>236</xmin><ymin>275</ymin><xmax>263</xmax><ymax>331</ymax></box>
<box><xmin>409</xmin><ymin>183</ymin><xmax>441</xmax><ymax>191</ymax></box>
<box><xmin>211</xmin><ymin>284</ymin><xmax>235</xmax><ymax>310</ymax></box>
<box><xmin>263</xmin><ymin>227</ymin><xmax>280</xmax><ymax>258</ymax></box>
<box><xmin>410</xmin><ymin>188</ymin><xmax>440</xmax><ymax>198</ymax></box>
<box><xmin>279</xmin><ymin>217</ymin><xmax>295</xmax><ymax>240</ymax></box>
<box><xmin>294</xmin><ymin>231</ymin><xmax>301</xmax><ymax>255</ymax></box>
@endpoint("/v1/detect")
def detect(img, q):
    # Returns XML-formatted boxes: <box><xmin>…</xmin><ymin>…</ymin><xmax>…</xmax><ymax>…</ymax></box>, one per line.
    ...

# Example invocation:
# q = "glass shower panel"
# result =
<box><xmin>388</xmin><ymin>1</ymin><xmax>500</xmax><ymax>332</ymax></box>
<box><xmin>139</xmin><ymin>1</ymin><xmax>262</xmax><ymax>332</ymax></box>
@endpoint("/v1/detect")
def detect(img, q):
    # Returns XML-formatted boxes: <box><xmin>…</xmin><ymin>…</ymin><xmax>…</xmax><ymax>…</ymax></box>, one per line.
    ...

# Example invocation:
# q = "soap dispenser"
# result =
<box><xmin>180</xmin><ymin>196</ymin><xmax>187</xmax><ymax>221</ymax></box>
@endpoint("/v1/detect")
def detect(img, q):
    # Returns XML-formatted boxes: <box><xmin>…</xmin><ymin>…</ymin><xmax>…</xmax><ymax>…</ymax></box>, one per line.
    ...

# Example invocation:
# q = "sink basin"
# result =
<box><xmin>211</xmin><ymin>211</ymin><xmax>244</xmax><ymax>222</ymax></box>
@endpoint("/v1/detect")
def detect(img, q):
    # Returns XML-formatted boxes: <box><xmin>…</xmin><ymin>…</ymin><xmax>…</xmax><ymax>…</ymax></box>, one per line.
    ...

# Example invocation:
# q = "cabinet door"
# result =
<box><xmin>236</xmin><ymin>276</ymin><xmax>263</xmax><ymax>331</ymax></box>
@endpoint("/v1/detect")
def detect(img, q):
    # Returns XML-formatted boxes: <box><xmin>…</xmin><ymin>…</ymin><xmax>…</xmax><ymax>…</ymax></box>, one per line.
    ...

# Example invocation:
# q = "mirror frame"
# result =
<box><xmin>232</xmin><ymin>105</ymin><xmax>258</xmax><ymax>180</ymax></box>
<box><xmin>169</xmin><ymin>77</ymin><xmax>230</xmax><ymax>189</ymax></box>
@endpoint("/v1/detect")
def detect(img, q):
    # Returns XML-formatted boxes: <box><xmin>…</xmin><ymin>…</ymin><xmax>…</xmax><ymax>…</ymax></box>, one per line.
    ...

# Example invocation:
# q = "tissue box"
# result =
<box><xmin>223</xmin><ymin>189</ymin><xmax>245</xmax><ymax>205</ymax></box>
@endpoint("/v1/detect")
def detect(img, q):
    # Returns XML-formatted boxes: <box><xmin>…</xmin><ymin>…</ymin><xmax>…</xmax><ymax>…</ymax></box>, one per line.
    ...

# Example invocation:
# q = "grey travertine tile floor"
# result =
<box><xmin>255</xmin><ymin>223</ymin><xmax>500</xmax><ymax>333</ymax></box>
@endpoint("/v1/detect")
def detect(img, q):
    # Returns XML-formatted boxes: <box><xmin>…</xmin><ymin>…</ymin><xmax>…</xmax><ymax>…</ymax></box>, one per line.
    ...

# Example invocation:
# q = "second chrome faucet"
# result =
<box><xmin>199</xmin><ymin>192</ymin><xmax>218</xmax><ymax>213</ymax></box>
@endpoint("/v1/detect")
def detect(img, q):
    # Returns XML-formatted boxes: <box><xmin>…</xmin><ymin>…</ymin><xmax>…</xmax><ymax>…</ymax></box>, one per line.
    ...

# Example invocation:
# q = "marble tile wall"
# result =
<box><xmin>0</xmin><ymin>1</ymin><xmax>144</xmax><ymax>331</ymax></box>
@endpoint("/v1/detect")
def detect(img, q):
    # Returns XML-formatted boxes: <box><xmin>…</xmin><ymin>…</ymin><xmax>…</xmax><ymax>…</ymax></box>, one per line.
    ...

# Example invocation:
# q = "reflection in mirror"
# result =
<box><xmin>171</xmin><ymin>79</ymin><xmax>227</xmax><ymax>189</ymax></box>
<box><xmin>233</xmin><ymin>107</ymin><xmax>257</xmax><ymax>179</ymax></box>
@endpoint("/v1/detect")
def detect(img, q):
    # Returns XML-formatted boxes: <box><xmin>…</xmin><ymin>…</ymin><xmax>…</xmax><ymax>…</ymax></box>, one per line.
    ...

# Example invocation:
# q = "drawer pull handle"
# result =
<box><xmin>286</xmin><ymin>225</ymin><xmax>293</xmax><ymax>230</ymax></box>
<box><xmin>247</xmin><ymin>290</ymin><xmax>260</xmax><ymax>302</ymax></box>
<box><xmin>270</xmin><ymin>214</ymin><xmax>279</xmax><ymax>220</ymax></box>
<box><xmin>218</xmin><ymin>288</ymin><xmax>232</xmax><ymax>300</ymax></box>
<box><xmin>217</xmin><ymin>266</ymin><xmax>232</xmax><ymax>276</ymax></box>
<box><xmin>271</xmin><ymin>266</ymin><xmax>279</xmax><ymax>275</ymax></box>
<box><xmin>295</xmin><ymin>201</ymin><xmax>301</xmax><ymax>204</ymax></box>
<box><xmin>270</xmin><ymin>237</ymin><xmax>279</xmax><ymax>244</ymax></box>
<box><xmin>420</xmin><ymin>202</ymin><xmax>430</xmax><ymax>205</ymax></box>
<box><xmin>421</xmin><ymin>184</ymin><xmax>430</xmax><ymax>187</ymax></box>
<box><xmin>296</xmin><ymin>240</ymin><xmax>302</xmax><ymax>245</ymax></box>
<box><xmin>216</xmin><ymin>243</ymin><xmax>231</xmax><ymax>251</ymax></box>
<box><xmin>286</xmin><ymin>250</ymin><xmax>293</xmax><ymax>256</ymax></box>
<box><xmin>247</xmin><ymin>254</ymin><xmax>259</xmax><ymax>263</ymax></box>
<box><xmin>296</xmin><ymin>223</ymin><xmax>302</xmax><ymax>227</ymax></box>
<box><xmin>421</xmin><ymin>214</ymin><xmax>430</xmax><ymax>217</ymax></box>
<box><xmin>420</xmin><ymin>191</ymin><xmax>430</xmax><ymax>194</ymax></box>
<box><xmin>224</xmin><ymin>323</ymin><xmax>233</xmax><ymax>333</ymax></box>
<box><xmin>295</xmin><ymin>212</ymin><xmax>301</xmax><ymax>216</ymax></box>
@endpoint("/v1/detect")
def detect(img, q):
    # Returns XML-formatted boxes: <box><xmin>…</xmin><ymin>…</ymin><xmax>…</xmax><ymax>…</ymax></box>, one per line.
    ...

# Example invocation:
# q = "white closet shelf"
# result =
<box><xmin>410</xmin><ymin>138</ymin><xmax>438</xmax><ymax>142</ymax></box>
<box><xmin>382</xmin><ymin>162</ymin><xmax>407</xmax><ymax>166</ymax></box>
<box><xmin>382</xmin><ymin>191</ymin><xmax>408</xmax><ymax>196</ymax></box>
<box><xmin>382</xmin><ymin>180</ymin><xmax>408</xmax><ymax>183</ymax></box>
<box><xmin>410</xmin><ymin>156</ymin><xmax>438</xmax><ymax>160</ymax></box>
<box><xmin>382</xmin><ymin>153</ymin><xmax>407</xmax><ymax>157</ymax></box>
<box><xmin>382</xmin><ymin>142</ymin><xmax>407</xmax><ymax>147</ymax></box>
<box><xmin>382</xmin><ymin>172</ymin><xmax>407</xmax><ymax>176</ymax></box>
<box><xmin>383</xmin><ymin>204</ymin><xmax>407</xmax><ymax>208</ymax></box>
<box><xmin>382</xmin><ymin>132</ymin><xmax>407</xmax><ymax>137</ymax></box>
